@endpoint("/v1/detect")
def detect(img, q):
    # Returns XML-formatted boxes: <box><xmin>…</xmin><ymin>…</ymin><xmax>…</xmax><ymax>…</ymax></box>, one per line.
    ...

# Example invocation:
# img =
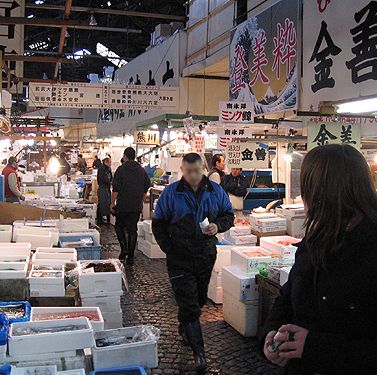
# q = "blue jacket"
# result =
<box><xmin>152</xmin><ymin>177</ymin><xmax>234</xmax><ymax>257</ymax></box>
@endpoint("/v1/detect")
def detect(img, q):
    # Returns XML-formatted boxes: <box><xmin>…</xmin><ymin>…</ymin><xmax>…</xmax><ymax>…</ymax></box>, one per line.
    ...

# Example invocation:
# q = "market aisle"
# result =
<box><xmin>100</xmin><ymin>226</ymin><xmax>280</xmax><ymax>375</ymax></box>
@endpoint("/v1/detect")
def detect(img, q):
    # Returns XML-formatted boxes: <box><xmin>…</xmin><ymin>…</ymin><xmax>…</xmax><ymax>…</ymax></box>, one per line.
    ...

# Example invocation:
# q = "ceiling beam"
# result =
<box><xmin>13</xmin><ymin>78</ymin><xmax>68</xmax><ymax>84</ymax></box>
<box><xmin>4</xmin><ymin>55</ymin><xmax>74</xmax><ymax>64</ymax></box>
<box><xmin>25</xmin><ymin>4</ymin><xmax>186</xmax><ymax>22</ymax></box>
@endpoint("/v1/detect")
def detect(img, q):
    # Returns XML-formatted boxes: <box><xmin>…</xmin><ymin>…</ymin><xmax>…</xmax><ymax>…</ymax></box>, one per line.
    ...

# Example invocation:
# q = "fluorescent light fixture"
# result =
<box><xmin>50</xmin><ymin>139</ymin><xmax>57</xmax><ymax>147</ymax></box>
<box><xmin>107</xmin><ymin>1</ymin><xmax>112</xmax><ymax>6</ymax></box>
<box><xmin>67</xmin><ymin>48</ymin><xmax>91</xmax><ymax>60</ymax></box>
<box><xmin>151</xmin><ymin>124</ymin><xmax>159</xmax><ymax>130</ymax></box>
<box><xmin>336</xmin><ymin>97</ymin><xmax>377</xmax><ymax>114</ymax></box>
<box><xmin>35</xmin><ymin>0</ymin><xmax>44</xmax><ymax>4</ymax></box>
<box><xmin>27</xmin><ymin>14</ymin><xmax>34</xmax><ymax>18</ymax></box>
<box><xmin>96</xmin><ymin>42</ymin><xmax>128</xmax><ymax>68</ymax></box>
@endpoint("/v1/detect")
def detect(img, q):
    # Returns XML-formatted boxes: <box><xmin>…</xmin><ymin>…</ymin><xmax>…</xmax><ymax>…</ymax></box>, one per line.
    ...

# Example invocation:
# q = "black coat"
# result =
<box><xmin>97</xmin><ymin>164</ymin><xmax>112</xmax><ymax>217</ymax></box>
<box><xmin>221</xmin><ymin>174</ymin><xmax>249</xmax><ymax>197</ymax></box>
<box><xmin>262</xmin><ymin>219</ymin><xmax>377</xmax><ymax>375</ymax></box>
<box><xmin>112</xmin><ymin>160</ymin><xmax>150</xmax><ymax>213</ymax></box>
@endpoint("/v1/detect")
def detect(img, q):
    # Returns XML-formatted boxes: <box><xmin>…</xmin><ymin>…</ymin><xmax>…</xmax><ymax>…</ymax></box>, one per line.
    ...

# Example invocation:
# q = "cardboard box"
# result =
<box><xmin>286</xmin><ymin>217</ymin><xmax>305</xmax><ymax>239</ymax></box>
<box><xmin>251</xmin><ymin>229</ymin><xmax>287</xmax><ymax>245</ymax></box>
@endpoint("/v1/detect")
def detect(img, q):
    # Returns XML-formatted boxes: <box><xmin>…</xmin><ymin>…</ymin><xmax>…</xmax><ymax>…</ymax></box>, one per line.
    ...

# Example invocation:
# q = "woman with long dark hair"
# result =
<box><xmin>262</xmin><ymin>144</ymin><xmax>377</xmax><ymax>374</ymax></box>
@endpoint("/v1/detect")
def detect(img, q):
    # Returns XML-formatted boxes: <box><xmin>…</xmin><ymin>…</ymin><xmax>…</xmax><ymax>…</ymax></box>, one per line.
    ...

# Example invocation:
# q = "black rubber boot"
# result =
<box><xmin>115</xmin><ymin>226</ymin><xmax>128</xmax><ymax>262</ymax></box>
<box><xmin>126</xmin><ymin>233</ymin><xmax>138</xmax><ymax>265</ymax></box>
<box><xmin>184</xmin><ymin>320</ymin><xmax>207</xmax><ymax>372</ymax></box>
<box><xmin>178</xmin><ymin>323</ymin><xmax>189</xmax><ymax>346</ymax></box>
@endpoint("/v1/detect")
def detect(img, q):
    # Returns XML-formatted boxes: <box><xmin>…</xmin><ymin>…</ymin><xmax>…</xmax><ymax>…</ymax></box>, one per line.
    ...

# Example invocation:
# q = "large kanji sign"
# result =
<box><xmin>217</xmin><ymin>126</ymin><xmax>253</xmax><ymax>149</ymax></box>
<box><xmin>307</xmin><ymin>122</ymin><xmax>361</xmax><ymax>150</ymax></box>
<box><xmin>29</xmin><ymin>82</ymin><xmax>179</xmax><ymax>110</ymax></box>
<box><xmin>134</xmin><ymin>130</ymin><xmax>160</xmax><ymax>145</ymax></box>
<box><xmin>229</xmin><ymin>0</ymin><xmax>299</xmax><ymax>115</ymax></box>
<box><xmin>302</xmin><ymin>0</ymin><xmax>377</xmax><ymax>111</ymax></box>
<box><xmin>219</xmin><ymin>101</ymin><xmax>254</xmax><ymax>123</ymax></box>
<box><xmin>226</xmin><ymin>142</ymin><xmax>269</xmax><ymax>170</ymax></box>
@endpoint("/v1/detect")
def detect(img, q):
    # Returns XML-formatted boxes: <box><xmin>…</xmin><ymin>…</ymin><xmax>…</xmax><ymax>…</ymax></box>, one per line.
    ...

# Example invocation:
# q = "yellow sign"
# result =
<box><xmin>134</xmin><ymin>130</ymin><xmax>160</xmax><ymax>145</ymax></box>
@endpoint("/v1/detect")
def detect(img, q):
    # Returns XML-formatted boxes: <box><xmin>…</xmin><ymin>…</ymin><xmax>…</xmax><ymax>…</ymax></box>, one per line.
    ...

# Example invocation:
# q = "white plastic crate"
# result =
<box><xmin>0</xmin><ymin>225</ymin><xmax>12</xmax><ymax>243</ymax></box>
<box><xmin>223</xmin><ymin>291</ymin><xmax>258</xmax><ymax>337</ymax></box>
<box><xmin>102</xmin><ymin>310</ymin><xmax>123</xmax><ymax>330</ymax></box>
<box><xmin>260</xmin><ymin>236</ymin><xmax>300</xmax><ymax>259</ymax></box>
<box><xmin>78</xmin><ymin>261</ymin><xmax>123</xmax><ymax>295</ymax></box>
<box><xmin>92</xmin><ymin>326</ymin><xmax>159</xmax><ymax>370</ymax></box>
<box><xmin>31</xmin><ymin>307</ymin><xmax>104</xmax><ymax>332</ymax></box>
<box><xmin>81</xmin><ymin>295</ymin><xmax>121</xmax><ymax>312</ymax></box>
<box><xmin>142</xmin><ymin>220</ymin><xmax>153</xmax><ymax>234</ymax></box>
<box><xmin>225</xmin><ymin>234</ymin><xmax>257</xmax><ymax>246</ymax></box>
<box><xmin>222</xmin><ymin>266</ymin><xmax>259</xmax><ymax>302</ymax></box>
<box><xmin>208</xmin><ymin>284</ymin><xmax>223</xmax><ymax>304</ymax></box>
<box><xmin>8</xmin><ymin>318</ymin><xmax>94</xmax><ymax>355</ymax></box>
<box><xmin>15</xmin><ymin>232</ymin><xmax>54</xmax><ymax>250</ymax></box>
<box><xmin>231</xmin><ymin>247</ymin><xmax>274</xmax><ymax>274</ymax></box>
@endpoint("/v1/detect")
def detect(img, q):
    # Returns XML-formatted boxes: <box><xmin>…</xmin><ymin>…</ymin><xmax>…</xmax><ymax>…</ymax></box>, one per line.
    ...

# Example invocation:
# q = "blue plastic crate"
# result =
<box><xmin>0</xmin><ymin>314</ymin><xmax>9</xmax><ymax>345</ymax></box>
<box><xmin>0</xmin><ymin>301</ymin><xmax>31</xmax><ymax>324</ymax></box>
<box><xmin>0</xmin><ymin>364</ymin><xmax>11</xmax><ymax>375</ymax></box>
<box><xmin>59</xmin><ymin>234</ymin><xmax>101</xmax><ymax>260</ymax></box>
<box><xmin>90</xmin><ymin>366</ymin><xmax>147</xmax><ymax>375</ymax></box>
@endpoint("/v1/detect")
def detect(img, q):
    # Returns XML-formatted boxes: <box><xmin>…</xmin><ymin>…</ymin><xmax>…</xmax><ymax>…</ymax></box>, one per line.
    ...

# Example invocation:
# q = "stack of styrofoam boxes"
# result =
<box><xmin>0</xmin><ymin>243</ymin><xmax>31</xmax><ymax>281</ymax></box>
<box><xmin>260</xmin><ymin>236</ymin><xmax>301</xmax><ymax>267</ymax></box>
<box><xmin>222</xmin><ymin>246</ymin><xmax>275</xmax><ymax>337</ymax></box>
<box><xmin>32</xmin><ymin>247</ymin><xmax>78</xmax><ymax>266</ymax></box>
<box><xmin>30</xmin><ymin>307</ymin><xmax>104</xmax><ymax>332</ymax></box>
<box><xmin>275</xmin><ymin>204</ymin><xmax>306</xmax><ymax>239</ymax></box>
<box><xmin>0</xmin><ymin>225</ymin><xmax>12</xmax><ymax>243</ymax></box>
<box><xmin>138</xmin><ymin>220</ymin><xmax>166</xmax><ymax>259</ymax></box>
<box><xmin>29</xmin><ymin>264</ymin><xmax>65</xmax><ymax>297</ymax></box>
<box><xmin>7</xmin><ymin>317</ymin><xmax>94</xmax><ymax>369</ymax></box>
<box><xmin>79</xmin><ymin>260</ymin><xmax>123</xmax><ymax>330</ymax></box>
<box><xmin>251</xmin><ymin>213</ymin><xmax>287</xmax><ymax>234</ymax></box>
<box><xmin>224</xmin><ymin>226</ymin><xmax>257</xmax><ymax>246</ymax></box>
<box><xmin>13</xmin><ymin>223</ymin><xmax>58</xmax><ymax>250</ymax></box>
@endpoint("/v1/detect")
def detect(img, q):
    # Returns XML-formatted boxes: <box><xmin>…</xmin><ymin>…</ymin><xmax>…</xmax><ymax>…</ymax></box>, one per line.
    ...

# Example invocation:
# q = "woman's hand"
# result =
<box><xmin>263</xmin><ymin>330</ymin><xmax>289</xmax><ymax>367</ymax></box>
<box><xmin>276</xmin><ymin>324</ymin><xmax>309</xmax><ymax>360</ymax></box>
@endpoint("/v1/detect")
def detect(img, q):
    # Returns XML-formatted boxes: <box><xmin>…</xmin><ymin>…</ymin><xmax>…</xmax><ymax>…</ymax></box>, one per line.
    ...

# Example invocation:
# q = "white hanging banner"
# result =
<box><xmin>219</xmin><ymin>101</ymin><xmax>254</xmax><ymax>123</ymax></box>
<box><xmin>29</xmin><ymin>82</ymin><xmax>179</xmax><ymax>110</ymax></box>
<box><xmin>302</xmin><ymin>0</ymin><xmax>377</xmax><ymax>111</ymax></box>
<box><xmin>217</xmin><ymin>126</ymin><xmax>253</xmax><ymax>149</ymax></box>
<box><xmin>226</xmin><ymin>142</ymin><xmax>269</xmax><ymax>169</ymax></box>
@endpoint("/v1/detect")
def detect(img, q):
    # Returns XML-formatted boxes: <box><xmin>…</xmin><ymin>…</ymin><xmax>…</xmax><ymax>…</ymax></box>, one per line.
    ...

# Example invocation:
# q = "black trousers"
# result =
<box><xmin>167</xmin><ymin>252</ymin><xmax>216</xmax><ymax>323</ymax></box>
<box><xmin>115</xmin><ymin>211</ymin><xmax>140</xmax><ymax>234</ymax></box>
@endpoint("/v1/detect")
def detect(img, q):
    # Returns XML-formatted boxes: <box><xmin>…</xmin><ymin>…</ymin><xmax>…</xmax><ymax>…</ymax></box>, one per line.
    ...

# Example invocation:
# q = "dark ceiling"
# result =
<box><xmin>24</xmin><ymin>0</ymin><xmax>187</xmax><ymax>82</ymax></box>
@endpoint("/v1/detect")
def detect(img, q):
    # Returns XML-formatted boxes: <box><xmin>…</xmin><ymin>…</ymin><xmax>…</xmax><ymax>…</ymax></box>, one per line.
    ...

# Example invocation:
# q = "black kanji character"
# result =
<box><xmin>162</xmin><ymin>61</ymin><xmax>174</xmax><ymax>85</ymax></box>
<box><xmin>241</xmin><ymin>148</ymin><xmax>254</xmax><ymax>161</ymax></box>
<box><xmin>227</xmin><ymin>103</ymin><xmax>233</xmax><ymax>109</ymax></box>
<box><xmin>309</xmin><ymin>21</ymin><xmax>342</xmax><ymax>93</ymax></box>
<box><xmin>255</xmin><ymin>147</ymin><xmax>267</xmax><ymax>161</ymax></box>
<box><xmin>225</xmin><ymin>129</ymin><xmax>231</xmax><ymax>135</ymax></box>
<box><xmin>239</xmin><ymin>129</ymin><xmax>245</xmax><ymax>135</ymax></box>
<box><xmin>340</xmin><ymin>125</ymin><xmax>357</xmax><ymax>144</ymax></box>
<box><xmin>242</xmin><ymin>111</ymin><xmax>252</xmax><ymax>121</ymax></box>
<box><xmin>346</xmin><ymin>2</ymin><xmax>377</xmax><ymax>83</ymax></box>
<box><xmin>232</xmin><ymin>129</ymin><xmax>238</xmax><ymax>135</ymax></box>
<box><xmin>240</xmin><ymin>103</ymin><xmax>247</xmax><ymax>109</ymax></box>
<box><xmin>313</xmin><ymin>124</ymin><xmax>338</xmax><ymax>146</ymax></box>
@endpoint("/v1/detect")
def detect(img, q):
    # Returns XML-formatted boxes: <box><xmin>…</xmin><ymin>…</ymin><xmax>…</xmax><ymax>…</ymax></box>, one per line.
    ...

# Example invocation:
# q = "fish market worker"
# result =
<box><xmin>152</xmin><ymin>153</ymin><xmax>234</xmax><ymax>371</ymax></box>
<box><xmin>2</xmin><ymin>156</ymin><xmax>25</xmax><ymax>203</ymax></box>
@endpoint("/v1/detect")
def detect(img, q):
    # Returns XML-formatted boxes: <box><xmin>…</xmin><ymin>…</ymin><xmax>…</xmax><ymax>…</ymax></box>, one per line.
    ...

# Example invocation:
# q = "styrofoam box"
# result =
<box><xmin>250</xmin><ymin>213</ymin><xmax>277</xmax><ymax>225</ymax></box>
<box><xmin>59</xmin><ymin>218</ymin><xmax>89</xmax><ymax>232</ymax></box>
<box><xmin>0</xmin><ymin>243</ymin><xmax>31</xmax><ymax>257</ymax></box>
<box><xmin>79</xmin><ymin>261</ymin><xmax>123</xmax><ymax>295</ymax></box>
<box><xmin>142</xmin><ymin>220</ymin><xmax>152</xmax><ymax>234</ymax></box>
<box><xmin>58</xmin><ymin>369</ymin><xmax>85</xmax><ymax>375</ymax></box>
<box><xmin>31</xmin><ymin>307</ymin><xmax>104</xmax><ymax>332</ymax></box>
<box><xmin>223</xmin><ymin>291</ymin><xmax>258</xmax><ymax>337</ymax></box>
<box><xmin>13</xmin><ymin>226</ymin><xmax>60</xmax><ymax>247</ymax></box>
<box><xmin>137</xmin><ymin>239</ymin><xmax>148</xmax><ymax>254</ymax></box>
<box><xmin>255</xmin><ymin>217</ymin><xmax>286</xmax><ymax>228</ymax></box>
<box><xmin>33</xmin><ymin>251</ymin><xmax>76</xmax><ymax>262</ymax></box>
<box><xmin>222</xmin><ymin>266</ymin><xmax>259</xmax><ymax>302</ymax></box>
<box><xmin>29</xmin><ymin>266</ymin><xmax>65</xmax><ymax>297</ymax></box>
<box><xmin>252</xmin><ymin>224</ymin><xmax>287</xmax><ymax>233</ymax></box>
<box><xmin>225</xmin><ymin>227</ymin><xmax>251</xmax><ymax>238</ymax></box>
<box><xmin>280</xmin><ymin>267</ymin><xmax>292</xmax><ymax>286</ymax></box>
<box><xmin>226</xmin><ymin>234</ymin><xmax>257</xmax><ymax>246</ymax></box>
<box><xmin>6</xmin><ymin>350</ymin><xmax>77</xmax><ymax>363</ymax></box>
<box><xmin>142</xmin><ymin>241</ymin><xmax>166</xmax><ymax>259</ymax></box>
<box><xmin>8</xmin><ymin>318</ymin><xmax>94</xmax><ymax>355</ymax></box>
<box><xmin>12</xmin><ymin>365</ymin><xmax>58</xmax><ymax>375</ymax></box>
<box><xmin>81</xmin><ymin>295</ymin><xmax>121</xmax><ymax>312</ymax></box>
<box><xmin>260</xmin><ymin>236</ymin><xmax>300</xmax><ymax>259</ymax></box>
<box><xmin>214</xmin><ymin>245</ymin><xmax>233</xmax><ymax>273</ymax></box>
<box><xmin>209</xmin><ymin>270</ymin><xmax>222</xmax><ymax>288</ymax></box>
<box><xmin>92</xmin><ymin>326</ymin><xmax>159</xmax><ymax>370</ymax></box>
<box><xmin>15</xmin><ymin>232</ymin><xmax>54</xmax><ymax>250</ymax></box>
<box><xmin>137</xmin><ymin>222</ymin><xmax>145</xmax><ymax>238</ymax></box>
<box><xmin>144</xmin><ymin>233</ymin><xmax>157</xmax><ymax>245</ymax></box>
<box><xmin>0</xmin><ymin>225</ymin><xmax>12</xmax><ymax>243</ymax></box>
<box><xmin>231</xmin><ymin>247</ymin><xmax>274</xmax><ymax>274</ymax></box>
<box><xmin>275</xmin><ymin>204</ymin><xmax>305</xmax><ymax>218</ymax></box>
<box><xmin>286</xmin><ymin>217</ymin><xmax>305</xmax><ymax>239</ymax></box>
<box><xmin>208</xmin><ymin>284</ymin><xmax>223</xmax><ymax>304</ymax></box>
<box><xmin>0</xmin><ymin>259</ymin><xmax>28</xmax><ymax>279</ymax></box>
<box><xmin>80</xmin><ymin>288</ymin><xmax>123</xmax><ymax>299</ymax></box>
<box><xmin>102</xmin><ymin>310</ymin><xmax>123</xmax><ymax>330</ymax></box>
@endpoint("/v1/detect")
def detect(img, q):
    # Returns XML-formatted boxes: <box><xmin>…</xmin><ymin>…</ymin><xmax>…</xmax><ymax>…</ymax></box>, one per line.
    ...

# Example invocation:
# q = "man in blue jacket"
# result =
<box><xmin>152</xmin><ymin>153</ymin><xmax>234</xmax><ymax>372</ymax></box>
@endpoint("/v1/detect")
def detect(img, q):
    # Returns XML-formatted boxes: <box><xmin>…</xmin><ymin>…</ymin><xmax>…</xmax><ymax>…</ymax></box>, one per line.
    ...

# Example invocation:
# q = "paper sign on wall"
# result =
<box><xmin>134</xmin><ymin>130</ymin><xmax>160</xmax><ymax>145</ymax></box>
<box><xmin>226</xmin><ymin>142</ymin><xmax>269</xmax><ymax>169</ymax></box>
<box><xmin>217</xmin><ymin>127</ymin><xmax>253</xmax><ymax>149</ymax></box>
<box><xmin>219</xmin><ymin>101</ymin><xmax>254</xmax><ymax>123</ymax></box>
<box><xmin>307</xmin><ymin>122</ymin><xmax>361</xmax><ymax>150</ymax></box>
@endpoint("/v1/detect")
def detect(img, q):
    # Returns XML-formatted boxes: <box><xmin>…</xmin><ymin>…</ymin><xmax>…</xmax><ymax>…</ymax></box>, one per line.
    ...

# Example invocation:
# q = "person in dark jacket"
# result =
<box><xmin>58</xmin><ymin>152</ymin><xmax>70</xmax><ymax>177</ymax></box>
<box><xmin>262</xmin><ymin>144</ymin><xmax>377</xmax><ymax>375</ymax></box>
<box><xmin>93</xmin><ymin>155</ymin><xmax>102</xmax><ymax>169</ymax></box>
<box><xmin>111</xmin><ymin>147</ymin><xmax>150</xmax><ymax>265</ymax></box>
<box><xmin>97</xmin><ymin>157</ymin><xmax>112</xmax><ymax>225</ymax></box>
<box><xmin>152</xmin><ymin>153</ymin><xmax>234</xmax><ymax>372</ymax></box>
<box><xmin>221</xmin><ymin>168</ymin><xmax>249</xmax><ymax>197</ymax></box>
<box><xmin>77</xmin><ymin>154</ymin><xmax>87</xmax><ymax>174</ymax></box>
<box><xmin>208</xmin><ymin>154</ymin><xmax>225</xmax><ymax>184</ymax></box>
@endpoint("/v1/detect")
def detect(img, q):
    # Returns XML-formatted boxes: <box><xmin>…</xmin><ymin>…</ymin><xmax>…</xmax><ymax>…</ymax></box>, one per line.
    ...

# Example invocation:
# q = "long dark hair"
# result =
<box><xmin>301</xmin><ymin>144</ymin><xmax>377</xmax><ymax>268</ymax></box>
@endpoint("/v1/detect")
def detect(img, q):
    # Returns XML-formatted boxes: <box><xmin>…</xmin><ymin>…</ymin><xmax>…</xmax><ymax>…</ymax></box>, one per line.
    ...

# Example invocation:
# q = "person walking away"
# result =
<box><xmin>93</xmin><ymin>155</ymin><xmax>102</xmax><ymax>169</ymax></box>
<box><xmin>111</xmin><ymin>147</ymin><xmax>150</xmax><ymax>265</ymax></box>
<box><xmin>58</xmin><ymin>152</ymin><xmax>70</xmax><ymax>177</ymax></box>
<box><xmin>152</xmin><ymin>153</ymin><xmax>234</xmax><ymax>371</ymax></box>
<box><xmin>208</xmin><ymin>154</ymin><xmax>225</xmax><ymax>184</ymax></box>
<box><xmin>2</xmin><ymin>157</ymin><xmax>25</xmax><ymax>203</ymax></box>
<box><xmin>97</xmin><ymin>157</ymin><xmax>112</xmax><ymax>225</ymax></box>
<box><xmin>221</xmin><ymin>168</ymin><xmax>249</xmax><ymax>197</ymax></box>
<box><xmin>77</xmin><ymin>154</ymin><xmax>87</xmax><ymax>174</ymax></box>
<box><xmin>262</xmin><ymin>144</ymin><xmax>377</xmax><ymax>375</ymax></box>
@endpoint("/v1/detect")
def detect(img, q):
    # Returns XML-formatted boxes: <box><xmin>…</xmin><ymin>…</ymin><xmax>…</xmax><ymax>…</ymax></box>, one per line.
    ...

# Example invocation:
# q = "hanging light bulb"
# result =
<box><xmin>89</xmin><ymin>12</ymin><xmax>98</xmax><ymax>26</ymax></box>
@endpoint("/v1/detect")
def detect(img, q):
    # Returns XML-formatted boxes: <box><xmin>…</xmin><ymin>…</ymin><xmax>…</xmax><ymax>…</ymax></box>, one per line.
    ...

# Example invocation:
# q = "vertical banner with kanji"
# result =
<box><xmin>229</xmin><ymin>0</ymin><xmax>299</xmax><ymax>115</ymax></box>
<box><xmin>307</xmin><ymin>122</ymin><xmax>361</xmax><ymax>150</ymax></box>
<box><xmin>302</xmin><ymin>0</ymin><xmax>377</xmax><ymax>111</ymax></box>
<box><xmin>226</xmin><ymin>142</ymin><xmax>269</xmax><ymax>169</ymax></box>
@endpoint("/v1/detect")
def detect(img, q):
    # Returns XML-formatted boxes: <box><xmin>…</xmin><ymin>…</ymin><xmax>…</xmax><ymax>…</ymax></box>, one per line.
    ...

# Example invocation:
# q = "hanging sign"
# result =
<box><xmin>226</xmin><ymin>142</ymin><xmax>269</xmax><ymax>169</ymax></box>
<box><xmin>219</xmin><ymin>101</ymin><xmax>254</xmax><ymax>123</ymax></box>
<box><xmin>229</xmin><ymin>0</ymin><xmax>299</xmax><ymax>115</ymax></box>
<box><xmin>307</xmin><ymin>122</ymin><xmax>361</xmax><ymax>151</ymax></box>
<box><xmin>134</xmin><ymin>130</ymin><xmax>160</xmax><ymax>145</ymax></box>
<box><xmin>217</xmin><ymin>127</ymin><xmax>253</xmax><ymax>149</ymax></box>
<box><xmin>302</xmin><ymin>0</ymin><xmax>377</xmax><ymax>111</ymax></box>
<box><xmin>29</xmin><ymin>82</ymin><xmax>179</xmax><ymax>110</ymax></box>
<box><xmin>191</xmin><ymin>134</ymin><xmax>205</xmax><ymax>153</ymax></box>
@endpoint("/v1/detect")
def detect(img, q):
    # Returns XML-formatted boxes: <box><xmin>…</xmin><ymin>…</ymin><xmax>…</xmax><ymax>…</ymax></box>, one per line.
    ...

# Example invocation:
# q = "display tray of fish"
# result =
<box><xmin>33</xmin><ymin>311</ymin><xmax>100</xmax><ymax>322</ymax></box>
<box><xmin>0</xmin><ymin>304</ymin><xmax>25</xmax><ymax>319</ymax></box>
<box><xmin>95</xmin><ymin>335</ymin><xmax>134</xmax><ymax>347</ymax></box>
<box><xmin>30</xmin><ymin>271</ymin><xmax>63</xmax><ymax>278</ymax></box>
<box><xmin>12</xmin><ymin>323</ymin><xmax>89</xmax><ymax>336</ymax></box>
<box><xmin>82</xmin><ymin>263</ymin><xmax>116</xmax><ymax>273</ymax></box>
<box><xmin>32</xmin><ymin>265</ymin><xmax>62</xmax><ymax>271</ymax></box>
